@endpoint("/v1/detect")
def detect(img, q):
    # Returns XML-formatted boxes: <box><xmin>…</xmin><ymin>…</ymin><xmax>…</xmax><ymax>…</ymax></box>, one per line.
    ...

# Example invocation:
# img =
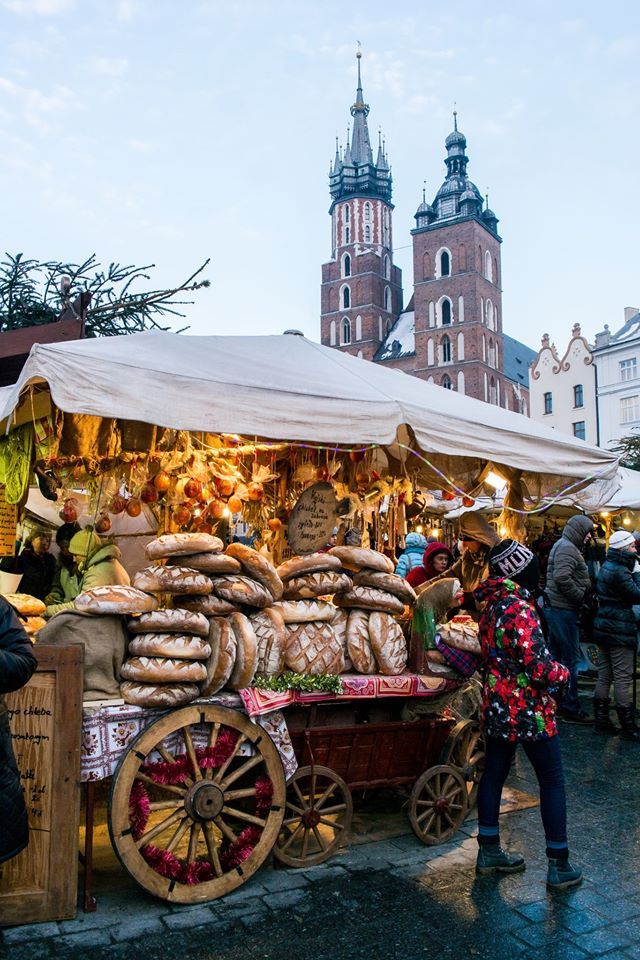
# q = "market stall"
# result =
<box><xmin>0</xmin><ymin>331</ymin><xmax>620</xmax><ymax>914</ymax></box>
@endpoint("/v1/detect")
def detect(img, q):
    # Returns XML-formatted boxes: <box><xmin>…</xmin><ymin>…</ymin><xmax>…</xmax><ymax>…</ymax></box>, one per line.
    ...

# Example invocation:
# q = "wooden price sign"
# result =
<box><xmin>0</xmin><ymin>644</ymin><xmax>83</xmax><ymax>924</ymax></box>
<box><xmin>0</xmin><ymin>484</ymin><xmax>17</xmax><ymax>556</ymax></box>
<box><xmin>287</xmin><ymin>482</ymin><xmax>340</xmax><ymax>555</ymax></box>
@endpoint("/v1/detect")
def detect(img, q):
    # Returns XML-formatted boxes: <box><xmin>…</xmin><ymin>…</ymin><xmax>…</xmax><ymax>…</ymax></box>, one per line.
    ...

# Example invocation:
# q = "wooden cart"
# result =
<box><xmin>107</xmin><ymin>692</ymin><xmax>484</xmax><ymax>904</ymax></box>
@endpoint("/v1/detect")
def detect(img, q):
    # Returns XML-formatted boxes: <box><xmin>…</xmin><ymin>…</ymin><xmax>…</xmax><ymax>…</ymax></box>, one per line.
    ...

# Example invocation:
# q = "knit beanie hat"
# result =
<box><xmin>69</xmin><ymin>528</ymin><xmax>102</xmax><ymax>558</ymax></box>
<box><xmin>488</xmin><ymin>539</ymin><xmax>535</xmax><ymax>579</ymax></box>
<box><xmin>609</xmin><ymin>530</ymin><xmax>636</xmax><ymax>550</ymax></box>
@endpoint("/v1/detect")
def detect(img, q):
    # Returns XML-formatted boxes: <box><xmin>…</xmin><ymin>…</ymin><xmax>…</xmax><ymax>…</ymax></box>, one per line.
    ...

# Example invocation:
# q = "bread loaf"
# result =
<box><xmin>282</xmin><ymin>571</ymin><xmax>352</xmax><ymax>600</ymax></box>
<box><xmin>277</xmin><ymin>553</ymin><xmax>343</xmax><ymax>582</ymax></box>
<box><xmin>227</xmin><ymin>612</ymin><xmax>258</xmax><ymax>690</ymax></box>
<box><xmin>250</xmin><ymin>608</ymin><xmax>287</xmax><ymax>676</ymax></box>
<box><xmin>285</xmin><ymin>621</ymin><xmax>342</xmax><ymax>675</ymax></box>
<box><xmin>174</xmin><ymin>594</ymin><xmax>238</xmax><ymax>616</ymax></box>
<box><xmin>133</xmin><ymin>565</ymin><xmax>213</xmax><ymax>596</ymax></box>
<box><xmin>75</xmin><ymin>585</ymin><xmax>158</xmax><ymax>616</ymax></box>
<box><xmin>146</xmin><ymin>532</ymin><xmax>223</xmax><ymax>560</ymax></box>
<box><xmin>4</xmin><ymin>593</ymin><xmax>46</xmax><ymax>617</ymax></box>
<box><xmin>353</xmin><ymin>571</ymin><xmax>417</xmax><ymax>605</ymax></box>
<box><xmin>213</xmin><ymin>575</ymin><xmax>272</xmax><ymax>609</ymax></box>
<box><xmin>437</xmin><ymin>617</ymin><xmax>481</xmax><ymax>654</ymax></box>
<box><xmin>128</xmin><ymin>608</ymin><xmax>209</xmax><ymax>637</ymax></box>
<box><xmin>272</xmin><ymin>599</ymin><xmax>336</xmax><ymax>623</ymax></box>
<box><xmin>170</xmin><ymin>553</ymin><xmax>241</xmax><ymax>576</ymax></box>
<box><xmin>335</xmin><ymin>586</ymin><xmax>405</xmax><ymax>616</ymax></box>
<box><xmin>121</xmin><ymin>656</ymin><xmax>207</xmax><ymax>683</ymax></box>
<box><xmin>346</xmin><ymin>610</ymin><xmax>376</xmax><ymax>674</ymax></box>
<box><xmin>332</xmin><ymin>608</ymin><xmax>351</xmax><ymax>672</ymax></box>
<box><xmin>225</xmin><ymin>543</ymin><xmax>283</xmax><ymax>601</ymax></box>
<box><xmin>368</xmin><ymin>612</ymin><xmax>408</xmax><ymax>676</ymax></box>
<box><xmin>22</xmin><ymin>616</ymin><xmax>46</xmax><ymax>637</ymax></box>
<box><xmin>120</xmin><ymin>680</ymin><xmax>200</xmax><ymax>708</ymax></box>
<box><xmin>328</xmin><ymin>546</ymin><xmax>394</xmax><ymax>574</ymax></box>
<box><xmin>128</xmin><ymin>633</ymin><xmax>212</xmax><ymax>661</ymax></box>
<box><xmin>201</xmin><ymin>618</ymin><xmax>237</xmax><ymax>695</ymax></box>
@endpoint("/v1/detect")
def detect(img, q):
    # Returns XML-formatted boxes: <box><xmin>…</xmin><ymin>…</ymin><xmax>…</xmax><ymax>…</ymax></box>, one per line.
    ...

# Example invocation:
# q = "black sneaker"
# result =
<box><xmin>559</xmin><ymin>710</ymin><xmax>592</xmax><ymax>725</ymax></box>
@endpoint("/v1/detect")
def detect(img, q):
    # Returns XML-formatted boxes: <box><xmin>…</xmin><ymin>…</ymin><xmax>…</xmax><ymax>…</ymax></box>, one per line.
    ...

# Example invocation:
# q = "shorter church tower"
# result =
<box><xmin>320</xmin><ymin>52</ymin><xmax>402</xmax><ymax>359</ymax></box>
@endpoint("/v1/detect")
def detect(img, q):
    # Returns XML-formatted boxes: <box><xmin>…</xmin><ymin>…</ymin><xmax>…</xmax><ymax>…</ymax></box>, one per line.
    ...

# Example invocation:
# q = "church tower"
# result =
<box><xmin>320</xmin><ymin>52</ymin><xmax>403</xmax><ymax>360</ymax></box>
<box><xmin>410</xmin><ymin>115</ymin><xmax>517</xmax><ymax>407</ymax></box>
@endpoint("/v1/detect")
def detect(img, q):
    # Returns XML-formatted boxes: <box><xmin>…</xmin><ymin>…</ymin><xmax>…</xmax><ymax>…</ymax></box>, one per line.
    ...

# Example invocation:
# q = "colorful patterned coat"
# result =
<box><xmin>474</xmin><ymin>578</ymin><xmax>569</xmax><ymax>742</ymax></box>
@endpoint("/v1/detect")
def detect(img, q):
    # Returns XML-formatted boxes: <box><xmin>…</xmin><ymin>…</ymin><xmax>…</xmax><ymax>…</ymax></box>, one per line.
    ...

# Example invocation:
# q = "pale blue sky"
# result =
<box><xmin>0</xmin><ymin>0</ymin><xmax>638</xmax><ymax>351</ymax></box>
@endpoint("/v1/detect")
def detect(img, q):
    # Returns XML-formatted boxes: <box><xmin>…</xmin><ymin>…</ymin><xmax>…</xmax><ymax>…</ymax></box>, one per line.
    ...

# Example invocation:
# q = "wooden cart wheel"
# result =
<box><xmin>108</xmin><ymin>705</ymin><xmax>286</xmax><ymax>903</ymax></box>
<box><xmin>273</xmin><ymin>765</ymin><xmax>352</xmax><ymax>867</ymax></box>
<box><xmin>440</xmin><ymin>719</ymin><xmax>485</xmax><ymax>809</ymax></box>
<box><xmin>409</xmin><ymin>764</ymin><xmax>468</xmax><ymax>846</ymax></box>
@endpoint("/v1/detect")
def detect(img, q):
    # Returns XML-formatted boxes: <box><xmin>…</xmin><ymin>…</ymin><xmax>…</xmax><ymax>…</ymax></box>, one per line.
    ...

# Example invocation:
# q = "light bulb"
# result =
<box><xmin>415</xmin><ymin>524</ymin><xmax>423</xmax><ymax>534</ymax></box>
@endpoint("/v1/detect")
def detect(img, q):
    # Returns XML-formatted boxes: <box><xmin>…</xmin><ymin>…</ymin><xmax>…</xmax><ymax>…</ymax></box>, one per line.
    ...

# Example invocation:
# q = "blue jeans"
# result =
<box><xmin>545</xmin><ymin>606</ymin><xmax>581</xmax><ymax>715</ymax></box>
<box><xmin>477</xmin><ymin>735</ymin><xmax>568</xmax><ymax>850</ymax></box>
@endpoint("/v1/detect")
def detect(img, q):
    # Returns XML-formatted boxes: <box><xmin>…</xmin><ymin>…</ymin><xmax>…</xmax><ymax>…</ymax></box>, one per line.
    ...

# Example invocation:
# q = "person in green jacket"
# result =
<box><xmin>44</xmin><ymin>527</ymin><xmax>130</xmax><ymax>619</ymax></box>
<box><xmin>44</xmin><ymin>522</ymin><xmax>81</xmax><ymax>611</ymax></box>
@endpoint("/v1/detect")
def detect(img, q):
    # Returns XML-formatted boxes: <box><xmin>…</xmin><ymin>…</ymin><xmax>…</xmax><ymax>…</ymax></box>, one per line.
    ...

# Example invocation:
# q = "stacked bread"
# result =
<box><xmin>328</xmin><ymin>547</ymin><xmax>416</xmax><ymax>676</ymax></box>
<box><xmin>4</xmin><ymin>593</ymin><xmax>47</xmax><ymax>639</ymax></box>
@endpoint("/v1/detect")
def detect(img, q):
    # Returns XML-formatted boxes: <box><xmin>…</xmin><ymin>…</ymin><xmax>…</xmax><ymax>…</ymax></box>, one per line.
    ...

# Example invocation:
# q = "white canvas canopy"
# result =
<box><xmin>0</xmin><ymin>331</ymin><xmax>618</xmax><ymax>501</ymax></box>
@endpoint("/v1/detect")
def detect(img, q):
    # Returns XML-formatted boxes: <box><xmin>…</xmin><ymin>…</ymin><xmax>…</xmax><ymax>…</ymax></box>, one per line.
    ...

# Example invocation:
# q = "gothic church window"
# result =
<box><xmin>341</xmin><ymin>285</ymin><xmax>350</xmax><ymax>309</ymax></box>
<box><xmin>344</xmin><ymin>205</ymin><xmax>350</xmax><ymax>222</ymax></box>
<box><xmin>342</xmin><ymin>317</ymin><xmax>351</xmax><ymax>345</ymax></box>
<box><xmin>485</xmin><ymin>250</ymin><xmax>493</xmax><ymax>282</ymax></box>
<box><xmin>440</xmin><ymin>250</ymin><xmax>451</xmax><ymax>277</ymax></box>
<box><xmin>384</xmin><ymin>286</ymin><xmax>392</xmax><ymax>312</ymax></box>
<box><xmin>486</xmin><ymin>299</ymin><xmax>494</xmax><ymax>330</ymax></box>
<box><xmin>442</xmin><ymin>374</ymin><xmax>453</xmax><ymax>390</ymax></box>
<box><xmin>330</xmin><ymin>320</ymin><xmax>337</xmax><ymax>346</ymax></box>
<box><xmin>364</xmin><ymin>202</ymin><xmax>371</xmax><ymax>221</ymax></box>
<box><xmin>441</xmin><ymin>335</ymin><xmax>452</xmax><ymax>364</ymax></box>
<box><xmin>345</xmin><ymin>226</ymin><xmax>350</xmax><ymax>243</ymax></box>
<box><xmin>355</xmin><ymin>315</ymin><xmax>362</xmax><ymax>341</ymax></box>
<box><xmin>441</xmin><ymin>298</ymin><xmax>452</xmax><ymax>326</ymax></box>
<box><xmin>364</xmin><ymin>225</ymin><xmax>371</xmax><ymax>242</ymax></box>
<box><xmin>342</xmin><ymin>253</ymin><xmax>351</xmax><ymax>278</ymax></box>
<box><xmin>384</xmin><ymin>255</ymin><xmax>391</xmax><ymax>280</ymax></box>
<box><xmin>489</xmin><ymin>377</ymin><xmax>497</xmax><ymax>405</ymax></box>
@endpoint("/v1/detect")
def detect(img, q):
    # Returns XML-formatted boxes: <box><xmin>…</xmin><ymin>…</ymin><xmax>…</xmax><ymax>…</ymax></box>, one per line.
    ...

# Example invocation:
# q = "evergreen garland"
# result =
<box><xmin>252</xmin><ymin>672</ymin><xmax>343</xmax><ymax>695</ymax></box>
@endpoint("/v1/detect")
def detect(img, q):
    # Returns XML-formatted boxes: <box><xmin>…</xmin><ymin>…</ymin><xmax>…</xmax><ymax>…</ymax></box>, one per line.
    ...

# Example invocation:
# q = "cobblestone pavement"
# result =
<box><xmin>2</xmin><ymin>718</ymin><xmax>639</xmax><ymax>960</ymax></box>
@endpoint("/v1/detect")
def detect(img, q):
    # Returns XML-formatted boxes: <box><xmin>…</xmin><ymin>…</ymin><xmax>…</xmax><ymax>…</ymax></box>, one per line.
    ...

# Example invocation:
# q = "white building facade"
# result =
<box><xmin>592</xmin><ymin>307</ymin><xmax>640</xmax><ymax>450</ymax></box>
<box><xmin>529</xmin><ymin>324</ymin><xmax>598</xmax><ymax>444</ymax></box>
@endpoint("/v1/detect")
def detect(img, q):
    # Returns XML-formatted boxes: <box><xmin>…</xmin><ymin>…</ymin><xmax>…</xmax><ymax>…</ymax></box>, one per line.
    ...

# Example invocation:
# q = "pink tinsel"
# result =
<box><xmin>129</xmin><ymin>781</ymin><xmax>151</xmax><ymax>840</ymax></box>
<box><xmin>220</xmin><ymin>826</ymin><xmax>262</xmax><ymax>870</ymax></box>
<box><xmin>197</xmin><ymin>729</ymin><xmax>238</xmax><ymax>769</ymax></box>
<box><xmin>141</xmin><ymin>754</ymin><xmax>190</xmax><ymax>785</ymax></box>
<box><xmin>141</xmin><ymin>843</ymin><xmax>182</xmax><ymax>879</ymax></box>
<box><xmin>255</xmin><ymin>776</ymin><xmax>273</xmax><ymax>817</ymax></box>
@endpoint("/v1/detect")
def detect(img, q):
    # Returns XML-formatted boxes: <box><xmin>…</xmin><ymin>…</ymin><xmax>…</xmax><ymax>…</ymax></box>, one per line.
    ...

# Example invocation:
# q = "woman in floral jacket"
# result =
<box><xmin>474</xmin><ymin>539</ymin><xmax>582</xmax><ymax>891</ymax></box>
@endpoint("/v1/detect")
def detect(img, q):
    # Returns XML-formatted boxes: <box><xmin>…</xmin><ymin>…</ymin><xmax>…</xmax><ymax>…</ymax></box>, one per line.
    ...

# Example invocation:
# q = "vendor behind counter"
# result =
<box><xmin>44</xmin><ymin>528</ymin><xmax>130</xmax><ymax>619</ymax></box>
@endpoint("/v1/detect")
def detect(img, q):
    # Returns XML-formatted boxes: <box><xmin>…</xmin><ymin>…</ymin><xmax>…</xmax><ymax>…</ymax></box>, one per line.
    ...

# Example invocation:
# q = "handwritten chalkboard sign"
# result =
<box><xmin>0</xmin><ymin>644</ymin><xmax>83</xmax><ymax>924</ymax></box>
<box><xmin>0</xmin><ymin>485</ymin><xmax>17</xmax><ymax>556</ymax></box>
<box><xmin>287</xmin><ymin>482</ymin><xmax>340</xmax><ymax>555</ymax></box>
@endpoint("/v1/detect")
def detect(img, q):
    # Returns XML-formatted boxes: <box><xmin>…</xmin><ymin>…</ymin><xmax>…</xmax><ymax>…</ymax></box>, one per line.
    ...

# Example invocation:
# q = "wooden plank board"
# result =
<box><xmin>0</xmin><ymin>643</ymin><xmax>84</xmax><ymax>925</ymax></box>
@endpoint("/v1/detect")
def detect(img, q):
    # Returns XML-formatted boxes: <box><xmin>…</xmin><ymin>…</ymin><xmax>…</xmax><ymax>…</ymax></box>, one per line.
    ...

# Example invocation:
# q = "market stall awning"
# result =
<box><xmin>0</xmin><ymin>331</ymin><xmax>619</xmax><ymax>501</ymax></box>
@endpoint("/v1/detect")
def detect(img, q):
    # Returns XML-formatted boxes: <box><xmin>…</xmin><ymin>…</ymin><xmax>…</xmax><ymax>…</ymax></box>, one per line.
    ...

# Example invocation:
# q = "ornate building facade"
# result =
<box><xmin>320</xmin><ymin>56</ymin><xmax>534</xmax><ymax>411</ymax></box>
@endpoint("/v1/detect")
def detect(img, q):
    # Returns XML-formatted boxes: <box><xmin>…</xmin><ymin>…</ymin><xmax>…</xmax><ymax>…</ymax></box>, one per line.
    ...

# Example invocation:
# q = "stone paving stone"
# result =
<box><xmin>559</xmin><ymin>907</ymin><xmax>612</xmax><ymax>934</ymax></box>
<box><xmin>572</xmin><ymin>927</ymin><xmax>632</xmax><ymax>956</ymax></box>
<box><xmin>56</xmin><ymin>929</ymin><xmax>115</xmax><ymax>951</ymax></box>
<box><xmin>301</xmin><ymin>864</ymin><xmax>349</xmax><ymax>882</ymax></box>
<box><xmin>259</xmin><ymin>869</ymin><xmax>311</xmax><ymax>892</ymax></box>
<box><xmin>592</xmin><ymin>897</ymin><xmax>640</xmax><ymax>922</ymax></box>
<box><xmin>110</xmin><ymin>917</ymin><xmax>165</xmax><ymax>942</ymax></box>
<box><xmin>1</xmin><ymin>921</ymin><xmax>60</xmax><ymax>943</ymax></box>
<box><xmin>263</xmin><ymin>888</ymin><xmax>307</xmax><ymax>910</ymax></box>
<box><xmin>162</xmin><ymin>905</ymin><xmax>218</xmax><ymax>930</ymax></box>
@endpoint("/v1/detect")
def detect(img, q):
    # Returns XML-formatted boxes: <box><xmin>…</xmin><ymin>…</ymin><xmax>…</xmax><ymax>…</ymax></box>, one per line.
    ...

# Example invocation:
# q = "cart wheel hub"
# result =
<box><xmin>302</xmin><ymin>809</ymin><xmax>321</xmax><ymax>828</ymax></box>
<box><xmin>184</xmin><ymin>781</ymin><xmax>224</xmax><ymax>821</ymax></box>
<box><xmin>434</xmin><ymin>796</ymin><xmax>449</xmax><ymax>814</ymax></box>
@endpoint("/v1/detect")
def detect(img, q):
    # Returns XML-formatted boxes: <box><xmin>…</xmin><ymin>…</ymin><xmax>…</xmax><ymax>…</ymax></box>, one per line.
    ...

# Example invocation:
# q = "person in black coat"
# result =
<box><xmin>0</xmin><ymin>529</ymin><xmax>56</xmax><ymax>601</ymax></box>
<box><xmin>0</xmin><ymin>596</ymin><xmax>38</xmax><ymax>864</ymax></box>
<box><xmin>593</xmin><ymin>530</ymin><xmax>640</xmax><ymax>740</ymax></box>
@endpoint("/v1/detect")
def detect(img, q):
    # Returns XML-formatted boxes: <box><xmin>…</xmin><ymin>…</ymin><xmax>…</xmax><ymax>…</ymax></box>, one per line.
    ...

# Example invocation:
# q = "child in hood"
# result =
<box><xmin>394</xmin><ymin>532</ymin><xmax>428</xmax><ymax>579</ymax></box>
<box><xmin>406</xmin><ymin>541</ymin><xmax>454</xmax><ymax>589</ymax></box>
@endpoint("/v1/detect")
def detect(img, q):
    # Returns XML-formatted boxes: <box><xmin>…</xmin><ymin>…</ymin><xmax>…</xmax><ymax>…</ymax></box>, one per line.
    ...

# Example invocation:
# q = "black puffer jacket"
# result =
<box><xmin>545</xmin><ymin>515</ymin><xmax>594</xmax><ymax>611</ymax></box>
<box><xmin>0</xmin><ymin>597</ymin><xmax>38</xmax><ymax>863</ymax></box>
<box><xmin>594</xmin><ymin>548</ymin><xmax>640</xmax><ymax>649</ymax></box>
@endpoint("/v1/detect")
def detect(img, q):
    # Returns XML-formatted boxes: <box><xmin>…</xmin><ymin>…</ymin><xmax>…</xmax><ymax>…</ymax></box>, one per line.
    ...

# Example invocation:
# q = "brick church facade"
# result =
<box><xmin>320</xmin><ymin>54</ymin><xmax>534</xmax><ymax>413</ymax></box>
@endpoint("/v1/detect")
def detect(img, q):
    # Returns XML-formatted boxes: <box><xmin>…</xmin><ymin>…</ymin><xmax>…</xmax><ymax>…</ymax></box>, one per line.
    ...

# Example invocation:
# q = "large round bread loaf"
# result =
<box><xmin>201</xmin><ymin>618</ymin><xmax>237</xmax><ymax>695</ymax></box>
<box><xmin>174</xmin><ymin>594</ymin><xmax>238</xmax><ymax>616</ymax></box>
<box><xmin>272</xmin><ymin>599</ymin><xmax>336</xmax><ymax>623</ymax></box>
<box><xmin>437</xmin><ymin>617</ymin><xmax>481</xmax><ymax>653</ymax></box>
<box><xmin>225</xmin><ymin>543</ymin><xmax>283</xmax><ymax>601</ymax></box>
<box><xmin>285</xmin><ymin>621</ymin><xmax>342</xmax><ymax>675</ymax></box>
<box><xmin>133</xmin><ymin>566</ymin><xmax>213</xmax><ymax>596</ymax></box>
<box><xmin>128</xmin><ymin>633</ymin><xmax>212</xmax><ymax>661</ymax></box>
<box><xmin>353</xmin><ymin>571</ymin><xmax>417</xmax><ymax>605</ymax></box>
<box><xmin>335</xmin><ymin>586</ymin><xmax>405</xmax><ymax>616</ymax></box>
<box><xmin>282</xmin><ymin>571</ymin><xmax>352</xmax><ymax>600</ymax></box>
<box><xmin>120</xmin><ymin>680</ymin><xmax>200</xmax><ymax>708</ymax></box>
<box><xmin>368</xmin><ymin>612</ymin><xmax>408</xmax><ymax>676</ymax></box>
<box><xmin>213</xmin><ymin>575</ymin><xmax>272</xmax><ymax>609</ymax></box>
<box><xmin>170</xmin><ymin>553</ymin><xmax>241</xmax><ymax>575</ymax></box>
<box><xmin>121</xmin><ymin>656</ymin><xmax>207</xmax><ymax>683</ymax></box>
<box><xmin>128</xmin><ymin>608</ymin><xmax>209</xmax><ymax>637</ymax></box>
<box><xmin>346</xmin><ymin>610</ymin><xmax>376</xmax><ymax>674</ymax></box>
<box><xmin>22</xmin><ymin>616</ymin><xmax>46</xmax><ymax>637</ymax></box>
<box><xmin>75</xmin><ymin>585</ymin><xmax>158</xmax><ymax>615</ymax></box>
<box><xmin>277</xmin><ymin>553</ymin><xmax>343</xmax><ymax>582</ymax></box>
<box><xmin>328</xmin><ymin>546</ymin><xmax>394</xmax><ymax>574</ymax></box>
<box><xmin>250</xmin><ymin>608</ymin><xmax>287</xmax><ymax>676</ymax></box>
<box><xmin>146</xmin><ymin>532</ymin><xmax>223</xmax><ymax>560</ymax></box>
<box><xmin>332</xmin><ymin>608</ymin><xmax>351</xmax><ymax>672</ymax></box>
<box><xmin>4</xmin><ymin>593</ymin><xmax>46</xmax><ymax>617</ymax></box>
<box><xmin>227</xmin><ymin>612</ymin><xmax>258</xmax><ymax>690</ymax></box>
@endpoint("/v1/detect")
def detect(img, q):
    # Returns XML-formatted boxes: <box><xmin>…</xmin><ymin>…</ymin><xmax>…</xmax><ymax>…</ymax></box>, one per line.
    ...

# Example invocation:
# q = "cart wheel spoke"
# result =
<box><xmin>301</xmin><ymin>827</ymin><xmax>310</xmax><ymax>860</ymax></box>
<box><xmin>213</xmin><ymin>733</ymin><xmax>247</xmax><ymax>784</ymax></box>
<box><xmin>182</xmin><ymin>725</ymin><xmax>203</xmax><ymax>781</ymax></box>
<box><xmin>204</xmin><ymin>722</ymin><xmax>221</xmax><ymax>780</ymax></box>
<box><xmin>148</xmin><ymin>799</ymin><xmax>183</xmax><ymax>812</ymax></box>
<box><xmin>316</xmin><ymin>802</ymin><xmax>347</xmax><ymax>815</ymax></box>
<box><xmin>274</xmin><ymin>765</ymin><xmax>353</xmax><ymax>868</ymax></box>
<box><xmin>314</xmin><ymin>782</ymin><xmax>338</xmax><ymax>809</ymax></box>
<box><xmin>203</xmin><ymin>821</ymin><xmax>223</xmax><ymax>877</ymax></box>
<box><xmin>135</xmin><ymin>773</ymin><xmax>187</xmax><ymax>798</ymax></box>
<box><xmin>223</xmin><ymin>787</ymin><xmax>257</xmax><ymax>802</ymax></box>
<box><xmin>219</xmin><ymin>753</ymin><xmax>263</xmax><ymax>790</ymax></box>
<box><xmin>136</xmin><ymin>808</ymin><xmax>186</xmax><ymax>848</ymax></box>
<box><xmin>187</xmin><ymin>822</ymin><xmax>201</xmax><ymax>863</ymax></box>
<box><xmin>311</xmin><ymin>825</ymin><xmax>327</xmax><ymax>852</ymax></box>
<box><xmin>165</xmin><ymin>816</ymin><xmax>192</xmax><ymax>853</ymax></box>
<box><xmin>292</xmin><ymin>780</ymin><xmax>309</xmax><ymax>811</ymax></box>
<box><xmin>280</xmin><ymin>820</ymin><xmax>305</xmax><ymax>853</ymax></box>
<box><xmin>284</xmin><ymin>801</ymin><xmax>306</xmax><ymax>817</ymax></box>
<box><xmin>409</xmin><ymin>764</ymin><xmax>468</xmax><ymax>847</ymax></box>
<box><xmin>214</xmin><ymin>814</ymin><xmax>237</xmax><ymax>844</ymax></box>
<box><xmin>318</xmin><ymin>816</ymin><xmax>345</xmax><ymax>831</ymax></box>
<box><xmin>221</xmin><ymin>806</ymin><xmax>266</xmax><ymax>828</ymax></box>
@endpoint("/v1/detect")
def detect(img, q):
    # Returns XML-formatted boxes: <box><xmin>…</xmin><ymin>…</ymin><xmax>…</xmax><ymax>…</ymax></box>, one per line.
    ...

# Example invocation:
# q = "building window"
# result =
<box><xmin>544</xmin><ymin>392</ymin><xmax>552</xmax><ymax>415</ymax></box>
<box><xmin>620</xmin><ymin>396</ymin><xmax>640</xmax><ymax>424</ymax></box>
<box><xmin>364</xmin><ymin>224</ymin><xmax>371</xmax><ymax>242</ymax></box>
<box><xmin>341</xmin><ymin>285</ymin><xmax>350</xmax><ymax>309</ymax></box>
<box><xmin>341</xmin><ymin>317</ymin><xmax>351</xmax><ymax>345</ymax></box>
<box><xmin>486</xmin><ymin>299</ymin><xmax>494</xmax><ymax>330</ymax></box>
<box><xmin>342</xmin><ymin>253</ymin><xmax>351</xmax><ymax>278</ymax></box>
<box><xmin>344</xmin><ymin>205</ymin><xmax>350</xmax><ymax>223</ymax></box>
<box><xmin>574</xmin><ymin>384</ymin><xmax>584</xmax><ymax>408</ymax></box>
<box><xmin>384</xmin><ymin>286</ymin><xmax>391</xmax><ymax>312</ymax></box>
<box><xmin>485</xmin><ymin>250</ymin><xmax>493</xmax><ymax>281</ymax></box>
<box><xmin>364</xmin><ymin>202</ymin><xmax>371</xmax><ymax>222</ymax></box>
<box><xmin>355</xmin><ymin>315</ymin><xmax>362</xmax><ymax>341</ymax></box>
<box><xmin>384</xmin><ymin>255</ymin><xmax>391</xmax><ymax>280</ymax></box>
<box><xmin>573</xmin><ymin>421</ymin><xmax>586</xmax><ymax>440</ymax></box>
<box><xmin>329</xmin><ymin>319</ymin><xmax>336</xmax><ymax>346</ymax></box>
<box><xmin>441</xmin><ymin>299</ymin><xmax>452</xmax><ymax>325</ymax></box>
<box><xmin>345</xmin><ymin>226</ymin><xmax>350</xmax><ymax>243</ymax></box>
<box><xmin>440</xmin><ymin>250</ymin><xmax>450</xmax><ymax>277</ymax></box>
<box><xmin>620</xmin><ymin>358</ymin><xmax>637</xmax><ymax>382</ymax></box>
<box><xmin>442</xmin><ymin>374</ymin><xmax>452</xmax><ymax>390</ymax></box>
<box><xmin>441</xmin><ymin>335</ymin><xmax>452</xmax><ymax>364</ymax></box>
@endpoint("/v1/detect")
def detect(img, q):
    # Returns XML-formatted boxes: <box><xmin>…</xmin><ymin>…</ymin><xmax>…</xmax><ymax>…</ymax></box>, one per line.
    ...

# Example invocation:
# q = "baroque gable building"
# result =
<box><xmin>320</xmin><ymin>55</ymin><xmax>534</xmax><ymax>411</ymax></box>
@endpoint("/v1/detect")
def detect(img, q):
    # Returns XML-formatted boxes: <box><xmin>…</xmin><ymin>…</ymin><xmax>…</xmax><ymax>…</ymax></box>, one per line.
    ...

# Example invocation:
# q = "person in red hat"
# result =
<box><xmin>406</xmin><ymin>541</ymin><xmax>453</xmax><ymax>589</ymax></box>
